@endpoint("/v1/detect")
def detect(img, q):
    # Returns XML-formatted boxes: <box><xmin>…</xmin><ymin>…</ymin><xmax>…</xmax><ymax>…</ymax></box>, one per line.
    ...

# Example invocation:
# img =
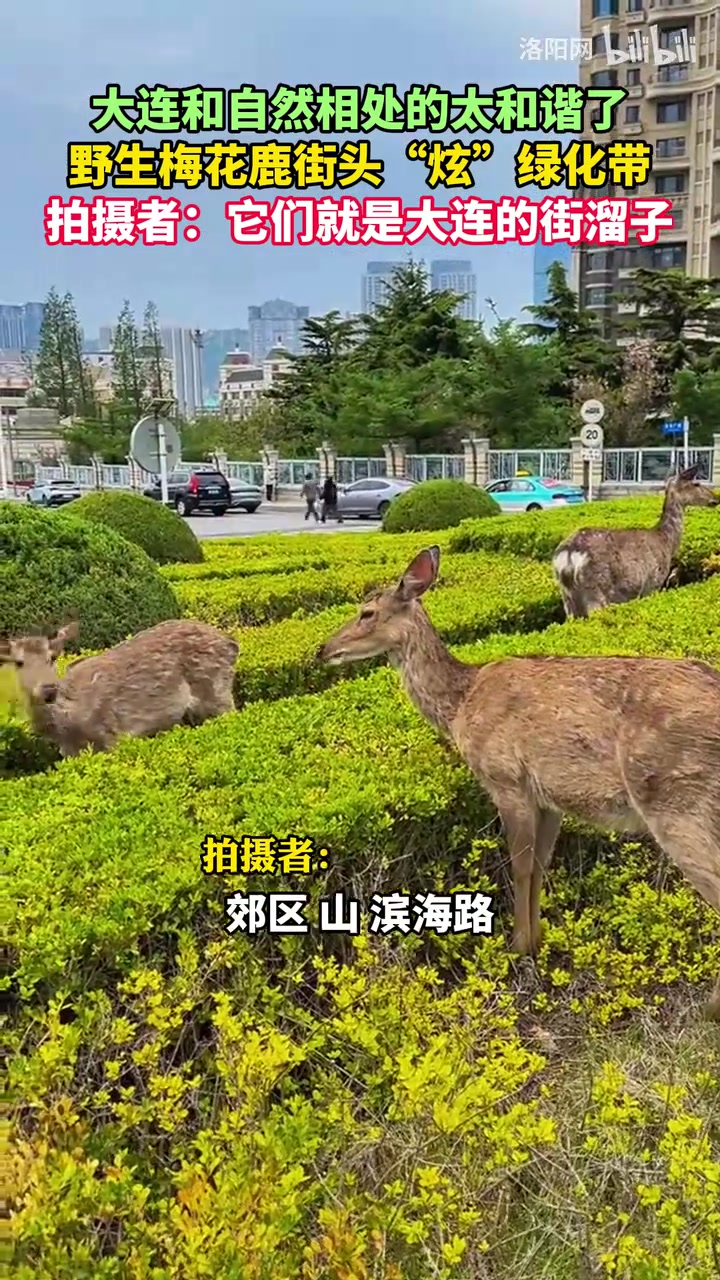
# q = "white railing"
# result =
<box><xmin>488</xmin><ymin>450</ymin><xmax>572</xmax><ymax>480</ymax></box>
<box><xmin>405</xmin><ymin>454</ymin><xmax>464</xmax><ymax>482</ymax></box>
<box><xmin>602</xmin><ymin>447</ymin><xmax>713</xmax><ymax>483</ymax></box>
<box><xmin>23</xmin><ymin>446</ymin><xmax>718</xmax><ymax>494</ymax></box>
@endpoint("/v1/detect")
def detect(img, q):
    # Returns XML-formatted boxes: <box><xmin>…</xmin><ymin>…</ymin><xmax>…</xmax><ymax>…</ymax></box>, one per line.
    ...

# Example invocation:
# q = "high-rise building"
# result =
<box><xmin>575</xmin><ymin>4</ymin><xmax>708</xmax><ymax>336</ymax></box>
<box><xmin>201</xmin><ymin>328</ymin><xmax>250</xmax><ymax>400</ymax></box>
<box><xmin>533</xmin><ymin>243</ymin><xmax>572</xmax><ymax>306</ymax></box>
<box><xmin>159</xmin><ymin>327</ymin><xmax>204</xmax><ymax>419</ymax></box>
<box><xmin>361</xmin><ymin>262</ymin><xmax>405</xmax><ymax>314</ymax></box>
<box><xmin>247</xmin><ymin>300</ymin><xmax>309</xmax><ymax>363</ymax></box>
<box><xmin>430</xmin><ymin>260</ymin><xmax>477</xmax><ymax>320</ymax></box>
<box><xmin>0</xmin><ymin>301</ymin><xmax>45</xmax><ymax>351</ymax></box>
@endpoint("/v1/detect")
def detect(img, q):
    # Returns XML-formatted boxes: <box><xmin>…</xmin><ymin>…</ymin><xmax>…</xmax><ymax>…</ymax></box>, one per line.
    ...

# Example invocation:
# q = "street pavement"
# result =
<box><xmin>186</xmin><ymin>505</ymin><xmax>373</xmax><ymax>539</ymax></box>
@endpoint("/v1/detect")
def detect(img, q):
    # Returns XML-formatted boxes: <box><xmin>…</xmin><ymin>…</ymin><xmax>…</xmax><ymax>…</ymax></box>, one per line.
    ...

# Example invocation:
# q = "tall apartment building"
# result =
<box><xmin>247</xmin><ymin>300</ymin><xmax>309</xmax><ymax>363</ymax></box>
<box><xmin>575</xmin><ymin>0</ymin><xmax>716</xmax><ymax>334</ymax></box>
<box><xmin>533</xmin><ymin>242</ymin><xmax>572</xmax><ymax>305</ymax></box>
<box><xmin>430</xmin><ymin>260</ymin><xmax>478</xmax><ymax>319</ymax></box>
<box><xmin>98</xmin><ymin>324</ymin><xmax>203</xmax><ymax>418</ymax></box>
<box><xmin>0</xmin><ymin>301</ymin><xmax>45</xmax><ymax>352</ymax></box>
<box><xmin>361</xmin><ymin>262</ymin><xmax>405</xmax><ymax>313</ymax></box>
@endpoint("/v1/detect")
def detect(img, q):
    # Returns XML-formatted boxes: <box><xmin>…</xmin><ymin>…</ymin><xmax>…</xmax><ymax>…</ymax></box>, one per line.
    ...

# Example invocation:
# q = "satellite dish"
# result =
<box><xmin>129</xmin><ymin>415</ymin><xmax>182</xmax><ymax>474</ymax></box>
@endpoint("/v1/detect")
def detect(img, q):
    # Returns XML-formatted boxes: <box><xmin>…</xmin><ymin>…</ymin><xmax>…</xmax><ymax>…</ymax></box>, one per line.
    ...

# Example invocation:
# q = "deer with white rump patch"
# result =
<box><xmin>317</xmin><ymin>545</ymin><xmax>720</xmax><ymax>1019</ymax></box>
<box><xmin>0</xmin><ymin>618</ymin><xmax>239</xmax><ymax>757</ymax></box>
<box><xmin>552</xmin><ymin>463</ymin><xmax>718</xmax><ymax>619</ymax></box>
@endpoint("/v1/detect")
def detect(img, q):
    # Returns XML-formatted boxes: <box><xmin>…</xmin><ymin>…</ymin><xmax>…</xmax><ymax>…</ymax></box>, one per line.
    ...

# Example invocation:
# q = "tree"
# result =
<box><xmin>671</xmin><ymin>368</ymin><xmax>720</xmax><ymax>445</ymax></box>
<box><xmin>573</xmin><ymin>338</ymin><xmax>663</xmax><ymax>447</ymax></box>
<box><xmin>33</xmin><ymin>287</ymin><xmax>94</xmax><ymax>419</ymax></box>
<box><xmin>111</xmin><ymin>300</ymin><xmax>145</xmax><ymax>427</ymax></box>
<box><xmin>621</xmin><ymin>269</ymin><xmax>720</xmax><ymax>380</ymax></box>
<box><xmin>472</xmin><ymin>319</ymin><xmax>573</xmax><ymax>446</ymax></box>
<box><xmin>522</xmin><ymin>262</ymin><xmax>619</xmax><ymax>395</ymax></box>
<box><xmin>140</xmin><ymin>301</ymin><xmax>167</xmax><ymax>402</ymax></box>
<box><xmin>299</xmin><ymin>311</ymin><xmax>363</xmax><ymax>363</ymax></box>
<box><xmin>359</xmin><ymin>262</ymin><xmax>475</xmax><ymax>370</ymax></box>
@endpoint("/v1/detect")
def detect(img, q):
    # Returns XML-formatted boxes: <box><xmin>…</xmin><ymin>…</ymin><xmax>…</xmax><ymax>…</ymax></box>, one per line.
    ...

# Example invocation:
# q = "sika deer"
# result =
<box><xmin>552</xmin><ymin>463</ymin><xmax>718</xmax><ymax>619</ymax></box>
<box><xmin>317</xmin><ymin>546</ymin><xmax>720</xmax><ymax>1019</ymax></box>
<box><xmin>0</xmin><ymin>618</ymin><xmax>238</xmax><ymax>758</ymax></box>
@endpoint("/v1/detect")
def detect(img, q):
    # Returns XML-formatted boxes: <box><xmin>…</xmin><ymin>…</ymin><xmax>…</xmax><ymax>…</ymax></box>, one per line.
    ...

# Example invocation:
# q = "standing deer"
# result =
<box><xmin>0</xmin><ymin>618</ymin><xmax>238</xmax><ymax>758</ymax></box>
<box><xmin>552</xmin><ymin>463</ymin><xmax>718</xmax><ymax>618</ymax></box>
<box><xmin>317</xmin><ymin>546</ymin><xmax>720</xmax><ymax>1019</ymax></box>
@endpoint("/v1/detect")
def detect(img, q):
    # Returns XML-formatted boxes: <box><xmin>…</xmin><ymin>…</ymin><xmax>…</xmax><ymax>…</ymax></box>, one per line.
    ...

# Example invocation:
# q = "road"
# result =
<box><xmin>185</xmin><ymin>507</ymin><xmax>374</xmax><ymax>539</ymax></box>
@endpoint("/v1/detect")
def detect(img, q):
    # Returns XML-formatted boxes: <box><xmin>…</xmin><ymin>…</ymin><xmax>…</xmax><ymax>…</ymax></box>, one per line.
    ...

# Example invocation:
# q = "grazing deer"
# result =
<box><xmin>317</xmin><ymin>546</ymin><xmax>720</xmax><ymax>1019</ymax></box>
<box><xmin>552</xmin><ymin>463</ymin><xmax>718</xmax><ymax>619</ymax></box>
<box><xmin>0</xmin><ymin>619</ymin><xmax>238</xmax><ymax>758</ymax></box>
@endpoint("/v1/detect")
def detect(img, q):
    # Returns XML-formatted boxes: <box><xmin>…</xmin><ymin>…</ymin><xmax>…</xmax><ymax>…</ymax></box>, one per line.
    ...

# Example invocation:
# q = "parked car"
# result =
<box><xmin>142</xmin><ymin>466</ymin><xmax>231</xmax><ymax>516</ymax></box>
<box><xmin>26</xmin><ymin>479</ymin><xmax>82</xmax><ymax>507</ymax></box>
<box><xmin>229</xmin><ymin>479</ymin><xmax>263</xmax><ymax>513</ymax></box>
<box><xmin>485</xmin><ymin>476</ymin><xmax>586</xmax><ymax>513</ymax></box>
<box><xmin>336</xmin><ymin>477</ymin><xmax>415</xmax><ymax>520</ymax></box>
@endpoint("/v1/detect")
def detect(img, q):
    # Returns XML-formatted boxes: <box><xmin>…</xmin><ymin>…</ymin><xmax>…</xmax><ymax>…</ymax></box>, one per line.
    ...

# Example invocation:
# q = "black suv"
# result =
<box><xmin>143</xmin><ymin>466</ymin><xmax>231</xmax><ymax>516</ymax></box>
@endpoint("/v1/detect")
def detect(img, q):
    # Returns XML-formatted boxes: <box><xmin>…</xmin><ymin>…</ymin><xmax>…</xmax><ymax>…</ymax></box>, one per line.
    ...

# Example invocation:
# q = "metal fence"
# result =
<box><xmin>602</xmin><ymin>448</ymin><xmax>713</xmax><ymax>483</ymax></box>
<box><xmin>336</xmin><ymin>456</ymin><xmax>387</xmax><ymax>484</ymax></box>
<box><xmin>25</xmin><ymin>446</ymin><xmax>718</xmax><ymax>493</ymax></box>
<box><xmin>405</xmin><ymin>454</ymin><xmax>464</xmax><ymax>482</ymax></box>
<box><xmin>487</xmin><ymin>450</ymin><xmax>572</xmax><ymax>481</ymax></box>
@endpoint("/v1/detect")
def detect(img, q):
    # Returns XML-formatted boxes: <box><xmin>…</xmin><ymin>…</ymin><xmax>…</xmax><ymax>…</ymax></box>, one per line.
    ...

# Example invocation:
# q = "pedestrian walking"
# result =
<box><xmin>301</xmin><ymin>473</ymin><xmax>320</xmax><ymax>521</ymax></box>
<box><xmin>321</xmin><ymin>474</ymin><xmax>343</xmax><ymax>523</ymax></box>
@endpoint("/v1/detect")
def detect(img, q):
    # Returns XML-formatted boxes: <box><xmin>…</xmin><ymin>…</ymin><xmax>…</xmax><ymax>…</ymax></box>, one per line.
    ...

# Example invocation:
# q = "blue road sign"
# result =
<box><xmin>662</xmin><ymin>420</ymin><xmax>685</xmax><ymax>436</ymax></box>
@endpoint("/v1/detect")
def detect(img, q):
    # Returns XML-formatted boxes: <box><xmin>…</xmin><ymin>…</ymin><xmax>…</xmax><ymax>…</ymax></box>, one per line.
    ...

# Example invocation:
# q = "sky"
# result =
<box><xmin>1</xmin><ymin>0</ymin><xmax>577</xmax><ymax>338</ymax></box>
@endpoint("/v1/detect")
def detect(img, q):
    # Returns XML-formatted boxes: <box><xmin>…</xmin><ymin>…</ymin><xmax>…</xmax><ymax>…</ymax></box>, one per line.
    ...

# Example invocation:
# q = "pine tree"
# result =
<box><xmin>34</xmin><ymin>287</ymin><xmax>75</xmax><ymax>416</ymax></box>
<box><xmin>141</xmin><ymin>301</ymin><xmax>167</xmax><ymax>404</ymax></box>
<box><xmin>111</xmin><ymin>300</ymin><xmax>144</xmax><ymax>426</ymax></box>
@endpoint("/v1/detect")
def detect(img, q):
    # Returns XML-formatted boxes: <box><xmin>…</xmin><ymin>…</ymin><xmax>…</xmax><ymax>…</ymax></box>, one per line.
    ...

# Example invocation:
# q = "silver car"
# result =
<box><xmin>229</xmin><ymin>480</ymin><xmax>263</xmax><ymax>513</ymax></box>
<box><xmin>336</xmin><ymin>477</ymin><xmax>415</xmax><ymax>520</ymax></box>
<box><xmin>26</xmin><ymin>479</ymin><xmax>82</xmax><ymax>507</ymax></box>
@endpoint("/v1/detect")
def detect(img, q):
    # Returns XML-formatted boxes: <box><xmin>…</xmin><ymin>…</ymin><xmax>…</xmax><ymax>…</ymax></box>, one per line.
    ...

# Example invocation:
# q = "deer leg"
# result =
<box><xmin>528</xmin><ymin>809</ymin><xmax>563</xmax><ymax>954</ymax></box>
<box><xmin>498</xmin><ymin>801</ymin><xmax>542</xmax><ymax>957</ymax></box>
<box><xmin>624</xmin><ymin>793</ymin><xmax>720</xmax><ymax>1020</ymax></box>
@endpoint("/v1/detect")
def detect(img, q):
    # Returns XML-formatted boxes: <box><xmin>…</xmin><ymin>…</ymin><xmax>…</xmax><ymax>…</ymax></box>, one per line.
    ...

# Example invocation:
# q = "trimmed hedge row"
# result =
<box><xmin>230</xmin><ymin>558</ymin><xmax>563</xmax><ymax>703</ymax></box>
<box><xmin>7</xmin><ymin>569</ymin><xmax>720</xmax><ymax>998</ymax></box>
<box><xmin>449</xmin><ymin>498</ymin><xmax>720</xmax><ymax>580</ymax></box>
<box><xmin>3</xmin><ymin>667</ymin><xmax>473</xmax><ymax>997</ymax></box>
<box><xmin>172</xmin><ymin>548</ymin><xmax>543</xmax><ymax>627</ymax></box>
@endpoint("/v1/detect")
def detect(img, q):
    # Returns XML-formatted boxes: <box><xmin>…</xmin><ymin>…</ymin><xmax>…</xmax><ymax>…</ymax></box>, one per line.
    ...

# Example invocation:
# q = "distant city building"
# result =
<box><xmin>361</xmin><ymin>262</ymin><xmax>404</xmax><ymax>314</ymax></box>
<box><xmin>0</xmin><ymin>301</ymin><xmax>45</xmax><ymax>352</ymax></box>
<box><xmin>85</xmin><ymin>352</ymin><xmax>115</xmax><ymax>405</ymax></box>
<box><xmin>97</xmin><ymin>323</ymin><xmax>203</xmax><ymax>418</ymax></box>
<box><xmin>219</xmin><ymin>341</ymin><xmax>293</xmax><ymax>419</ymax></box>
<box><xmin>430</xmin><ymin>260</ymin><xmax>477</xmax><ymax>320</ymax></box>
<box><xmin>201</xmin><ymin>328</ymin><xmax>250</xmax><ymax>400</ymax></box>
<box><xmin>248</xmin><ymin>300</ymin><xmax>309</xmax><ymax>363</ymax></box>
<box><xmin>533</xmin><ymin>242</ymin><xmax>571</xmax><ymax>307</ymax></box>
<box><xmin>159</xmin><ymin>327</ymin><xmax>204</xmax><ymax>419</ymax></box>
<box><xmin>0</xmin><ymin>356</ymin><xmax>32</xmax><ymax>433</ymax></box>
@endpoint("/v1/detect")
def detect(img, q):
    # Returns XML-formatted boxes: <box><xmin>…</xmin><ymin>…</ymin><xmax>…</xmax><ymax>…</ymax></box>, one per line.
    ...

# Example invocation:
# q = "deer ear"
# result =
<box><xmin>679</xmin><ymin>463</ymin><xmax>701</xmax><ymax>482</ymax></box>
<box><xmin>395</xmin><ymin>546</ymin><xmax>440</xmax><ymax>602</ymax></box>
<box><xmin>49</xmin><ymin>619</ymin><xmax>80</xmax><ymax>657</ymax></box>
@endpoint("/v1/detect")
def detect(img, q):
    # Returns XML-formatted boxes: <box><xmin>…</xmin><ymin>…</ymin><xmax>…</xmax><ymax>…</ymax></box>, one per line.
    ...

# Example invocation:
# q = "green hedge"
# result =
<box><xmin>72</xmin><ymin>490</ymin><xmax>203</xmax><ymax>564</ymax></box>
<box><xmin>172</xmin><ymin>548</ymin><xmax>533</xmax><ymax>627</ymax></box>
<box><xmin>0</xmin><ymin>501</ymin><xmax>179</xmax><ymax>649</ymax></box>
<box><xmin>383</xmin><ymin>477</ymin><xmax>501</xmax><ymax>533</ymax></box>
<box><xmin>449</xmin><ymin>497</ymin><xmax>720</xmax><ymax>581</ymax></box>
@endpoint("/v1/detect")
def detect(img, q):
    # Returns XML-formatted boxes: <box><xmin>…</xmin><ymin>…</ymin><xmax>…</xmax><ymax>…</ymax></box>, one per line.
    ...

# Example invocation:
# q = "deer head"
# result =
<box><xmin>317</xmin><ymin>547</ymin><xmax>440</xmax><ymax>666</ymax></box>
<box><xmin>667</xmin><ymin>464</ymin><xmax>719</xmax><ymax>507</ymax></box>
<box><xmin>0</xmin><ymin>621</ymin><xmax>80</xmax><ymax>704</ymax></box>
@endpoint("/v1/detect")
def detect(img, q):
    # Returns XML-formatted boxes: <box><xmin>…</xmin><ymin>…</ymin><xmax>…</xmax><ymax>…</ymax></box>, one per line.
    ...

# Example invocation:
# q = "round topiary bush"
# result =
<box><xmin>382</xmin><ymin>478</ymin><xmax>501</xmax><ymax>533</ymax></box>
<box><xmin>72</xmin><ymin>490</ymin><xmax>203</xmax><ymax>564</ymax></box>
<box><xmin>0</xmin><ymin>501</ymin><xmax>181</xmax><ymax>651</ymax></box>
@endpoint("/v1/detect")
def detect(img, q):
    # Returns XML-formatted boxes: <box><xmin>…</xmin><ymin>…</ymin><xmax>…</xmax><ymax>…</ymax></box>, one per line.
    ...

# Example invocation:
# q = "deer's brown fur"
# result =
<box><xmin>318</xmin><ymin>545</ymin><xmax>720</xmax><ymax>1019</ymax></box>
<box><xmin>552</xmin><ymin>463</ymin><xmax>718</xmax><ymax>618</ymax></box>
<box><xmin>0</xmin><ymin>619</ymin><xmax>239</xmax><ymax>757</ymax></box>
